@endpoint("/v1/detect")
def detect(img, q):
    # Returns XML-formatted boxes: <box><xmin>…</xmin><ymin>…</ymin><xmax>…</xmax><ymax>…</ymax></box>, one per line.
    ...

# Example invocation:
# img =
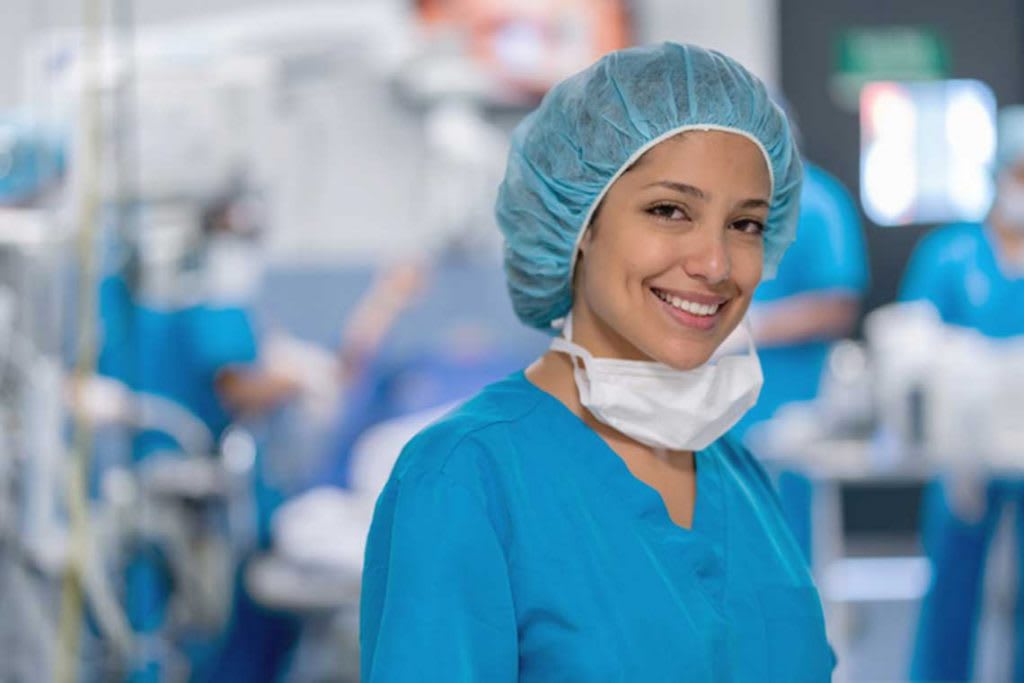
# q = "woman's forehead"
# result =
<box><xmin>624</xmin><ymin>132</ymin><xmax>772</xmax><ymax>192</ymax></box>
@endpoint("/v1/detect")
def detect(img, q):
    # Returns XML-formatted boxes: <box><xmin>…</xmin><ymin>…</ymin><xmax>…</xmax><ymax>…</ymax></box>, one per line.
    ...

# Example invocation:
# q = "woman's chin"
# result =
<box><xmin>648</xmin><ymin>347</ymin><xmax>715</xmax><ymax>371</ymax></box>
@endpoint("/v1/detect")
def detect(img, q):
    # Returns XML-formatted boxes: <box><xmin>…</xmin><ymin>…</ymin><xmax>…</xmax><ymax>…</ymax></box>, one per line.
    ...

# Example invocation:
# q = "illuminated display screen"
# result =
<box><xmin>860</xmin><ymin>80</ymin><xmax>996</xmax><ymax>226</ymax></box>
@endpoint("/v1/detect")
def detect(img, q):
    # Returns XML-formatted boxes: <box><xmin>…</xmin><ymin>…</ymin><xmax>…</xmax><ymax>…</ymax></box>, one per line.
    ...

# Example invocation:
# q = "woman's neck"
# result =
<box><xmin>525</xmin><ymin>350</ymin><xmax>583</xmax><ymax>417</ymax></box>
<box><xmin>524</xmin><ymin>340</ymin><xmax>694</xmax><ymax>466</ymax></box>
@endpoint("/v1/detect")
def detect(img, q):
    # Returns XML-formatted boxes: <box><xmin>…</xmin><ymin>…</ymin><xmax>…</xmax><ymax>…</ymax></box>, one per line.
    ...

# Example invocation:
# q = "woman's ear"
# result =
<box><xmin>578</xmin><ymin>223</ymin><xmax>595</xmax><ymax>256</ymax></box>
<box><xmin>579</xmin><ymin>196</ymin><xmax>605</xmax><ymax>255</ymax></box>
<box><xmin>571</xmin><ymin>244</ymin><xmax>587</xmax><ymax>291</ymax></box>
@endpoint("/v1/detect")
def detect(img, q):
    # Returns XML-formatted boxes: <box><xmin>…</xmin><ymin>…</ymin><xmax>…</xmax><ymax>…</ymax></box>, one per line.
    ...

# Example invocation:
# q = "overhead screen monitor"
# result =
<box><xmin>416</xmin><ymin>0</ymin><xmax>631</xmax><ymax>96</ymax></box>
<box><xmin>860</xmin><ymin>79</ymin><xmax>996</xmax><ymax>227</ymax></box>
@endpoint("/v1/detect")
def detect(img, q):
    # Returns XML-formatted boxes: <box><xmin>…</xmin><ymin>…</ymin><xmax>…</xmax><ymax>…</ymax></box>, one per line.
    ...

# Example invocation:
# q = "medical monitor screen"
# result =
<box><xmin>859</xmin><ymin>79</ymin><xmax>996</xmax><ymax>227</ymax></box>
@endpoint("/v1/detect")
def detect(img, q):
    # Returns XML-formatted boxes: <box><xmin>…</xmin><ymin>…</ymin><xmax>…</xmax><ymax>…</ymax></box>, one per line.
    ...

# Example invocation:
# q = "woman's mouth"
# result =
<box><xmin>650</xmin><ymin>287</ymin><xmax>726</xmax><ymax>330</ymax></box>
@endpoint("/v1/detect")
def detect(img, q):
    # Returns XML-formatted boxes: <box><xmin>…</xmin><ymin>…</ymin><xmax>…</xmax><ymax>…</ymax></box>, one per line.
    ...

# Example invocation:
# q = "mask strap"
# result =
<box><xmin>550</xmin><ymin>335</ymin><xmax>594</xmax><ymax>363</ymax></box>
<box><xmin>739</xmin><ymin>318</ymin><xmax>758</xmax><ymax>357</ymax></box>
<box><xmin>549</xmin><ymin>313</ymin><xmax>597</xmax><ymax>363</ymax></box>
<box><xmin>706</xmin><ymin>317</ymin><xmax>758</xmax><ymax>363</ymax></box>
<box><xmin>549</xmin><ymin>313</ymin><xmax>596</xmax><ymax>403</ymax></box>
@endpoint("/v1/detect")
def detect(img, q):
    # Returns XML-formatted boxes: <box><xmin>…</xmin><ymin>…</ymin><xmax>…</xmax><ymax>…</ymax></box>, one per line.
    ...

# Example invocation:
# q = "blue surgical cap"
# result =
<box><xmin>997</xmin><ymin>105</ymin><xmax>1024</xmax><ymax>171</ymax></box>
<box><xmin>495</xmin><ymin>42</ymin><xmax>803</xmax><ymax>331</ymax></box>
<box><xmin>0</xmin><ymin>115</ymin><xmax>66</xmax><ymax>206</ymax></box>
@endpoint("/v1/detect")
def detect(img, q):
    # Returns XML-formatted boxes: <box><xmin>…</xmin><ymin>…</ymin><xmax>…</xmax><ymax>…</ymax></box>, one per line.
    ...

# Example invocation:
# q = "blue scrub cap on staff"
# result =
<box><xmin>0</xmin><ymin>115</ymin><xmax>66</xmax><ymax>206</ymax></box>
<box><xmin>495</xmin><ymin>42</ymin><xmax>803</xmax><ymax>332</ymax></box>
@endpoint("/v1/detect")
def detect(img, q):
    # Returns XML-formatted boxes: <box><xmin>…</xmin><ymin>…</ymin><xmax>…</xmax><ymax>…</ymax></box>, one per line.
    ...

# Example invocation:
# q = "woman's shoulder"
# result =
<box><xmin>388</xmin><ymin>371</ymin><xmax>548</xmax><ymax>486</ymax></box>
<box><xmin>708</xmin><ymin>433</ymin><xmax>781</xmax><ymax>503</ymax></box>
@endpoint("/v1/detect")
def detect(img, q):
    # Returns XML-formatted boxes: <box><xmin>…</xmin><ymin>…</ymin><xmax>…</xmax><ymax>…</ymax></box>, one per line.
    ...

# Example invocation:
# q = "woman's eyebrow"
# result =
<box><xmin>643</xmin><ymin>181</ymin><xmax>770</xmax><ymax>210</ymax></box>
<box><xmin>644</xmin><ymin>181</ymin><xmax>707</xmax><ymax>200</ymax></box>
<box><xmin>738</xmin><ymin>198</ymin><xmax>770</xmax><ymax>210</ymax></box>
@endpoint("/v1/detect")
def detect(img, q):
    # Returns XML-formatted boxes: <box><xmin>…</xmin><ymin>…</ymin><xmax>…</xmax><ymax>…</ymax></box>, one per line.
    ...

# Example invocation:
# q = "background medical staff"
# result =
<box><xmin>905</xmin><ymin>105</ymin><xmax>1024</xmax><ymax>683</ymax></box>
<box><xmin>98</xmin><ymin>188</ymin><xmax>303</xmax><ymax>682</ymax></box>
<box><xmin>199</xmin><ymin>256</ymin><xmax>430</xmax><ymax>683</ymax></box>
<box><xmin>732</xmin><ymin>158</ymin><xmax>869</xmax><ymax>561</ymax></box>
<box><xmin>99</xmin><ymin>186</ymin><xmax>302</xmax><ymax>460</ymax></box>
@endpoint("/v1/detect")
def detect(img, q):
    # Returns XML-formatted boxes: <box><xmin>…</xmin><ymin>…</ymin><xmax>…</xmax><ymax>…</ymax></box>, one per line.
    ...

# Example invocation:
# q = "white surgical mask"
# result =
<box><xmin>550</xmin><ymin>314</ymin><xmax>763</xmax><ymax>451</ymax></box>
<box><xmin>996</xmin><ymin>184</ymin><xmax>1024</xmax><ymax>231</ymax></box>
<box><xmin>204</xmin><ymin>236</ymin><xmax>263</xmax><ymax>304</ymax></box>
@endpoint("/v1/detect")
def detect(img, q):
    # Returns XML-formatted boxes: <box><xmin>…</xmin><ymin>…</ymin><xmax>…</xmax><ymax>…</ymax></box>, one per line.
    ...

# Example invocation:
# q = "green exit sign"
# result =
<box><xmin>832</xmin><ymin>27</ymin><xmax>949</xmax><ymax>110</ymax></box>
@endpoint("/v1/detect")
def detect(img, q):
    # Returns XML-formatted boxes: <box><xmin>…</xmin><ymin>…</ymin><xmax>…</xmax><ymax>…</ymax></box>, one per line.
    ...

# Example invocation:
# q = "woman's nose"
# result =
<box><xmin>680</xmin><ymin>224</ymin><xmax>731</xmax><ymax>284</ymax></box>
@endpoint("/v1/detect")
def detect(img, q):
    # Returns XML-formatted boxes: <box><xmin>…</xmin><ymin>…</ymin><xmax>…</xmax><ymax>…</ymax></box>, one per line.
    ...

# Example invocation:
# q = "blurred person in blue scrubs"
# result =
<box><xmin>907</xmin><ymin>106</ymin><xmax>1024</xmax><ymax>682</ymax></box>
<box><xmin>732</xmin><ymin>155</ymin><xmax>869</xmax><ymax>561</ymax></box>
<box><xmin>98</xmin><ymin>187</ymin><xmax>304</xmax><ymax>683</ymax></box>
<box><xmin>151</xmin><ymin>191</ymin><xmax>425</xmax><ymax>683</ymax></box>
<box><xmin>99</xmin><ymin>188</ymin><xmax>301</xmax><ymax>460</ymax></box>
<box><xmin>360</xmin><ymin>43</ymin><xmax>833</xmax><ymax>681</ymax></box>
<box><xmin>197</xmin><ymin>254</ymin><xmax>428</xmax><ymax>683</ymax></box>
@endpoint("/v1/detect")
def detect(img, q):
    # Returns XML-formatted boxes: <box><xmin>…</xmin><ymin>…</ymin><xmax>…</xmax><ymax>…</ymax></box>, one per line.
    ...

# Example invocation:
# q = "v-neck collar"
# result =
<box><xmin>513</xmin><ymin>370</ymin><xmax>725</xmax><ymax>544</ymax></box>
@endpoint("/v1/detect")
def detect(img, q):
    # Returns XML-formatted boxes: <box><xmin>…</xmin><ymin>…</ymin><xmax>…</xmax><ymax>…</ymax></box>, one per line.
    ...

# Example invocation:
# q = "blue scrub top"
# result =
<box><xmin>899</xmin><ymin>222</ymin><xmax>1024</xmax><ymax>338</ymax></box>
<box><xmin>736</xmin><ymin>163</ymin><xmax>868</xmax><ymax>435</ymax></box>
<box><xmin>99</xmin><ymin>275</ymin><xmax>258</xmax><ymax>456</ymax></box>
<box><xmin>361</xmin><ymin>371</ymin><xmax>833</xmax><ymax>682</ymax></box>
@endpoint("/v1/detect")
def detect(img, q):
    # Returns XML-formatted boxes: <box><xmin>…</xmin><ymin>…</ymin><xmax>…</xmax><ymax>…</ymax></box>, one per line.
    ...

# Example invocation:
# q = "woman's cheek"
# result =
<box><xmin>729</xmin><ymin>242</ymin><xmax>765</xmax><ymax>288</ymax></box>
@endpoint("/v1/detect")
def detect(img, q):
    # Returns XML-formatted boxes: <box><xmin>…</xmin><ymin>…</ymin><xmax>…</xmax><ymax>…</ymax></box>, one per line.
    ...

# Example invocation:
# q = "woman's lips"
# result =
<box><xmin>650</xmin><ymin>287</ymin><xmax>726</xmax><ymax>331</ymax></box>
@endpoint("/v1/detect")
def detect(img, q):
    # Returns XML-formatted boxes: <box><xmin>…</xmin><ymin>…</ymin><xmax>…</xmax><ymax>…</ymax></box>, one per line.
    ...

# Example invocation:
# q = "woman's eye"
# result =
<box><xmin>732</xmin><ymin>219</ymin><xmax>765</xmax><ymax>236</ymax></box>
<box><xmin>647</xmin><ymin>204</ymin><xmax>688</xmax><ymax>221</ymax></box>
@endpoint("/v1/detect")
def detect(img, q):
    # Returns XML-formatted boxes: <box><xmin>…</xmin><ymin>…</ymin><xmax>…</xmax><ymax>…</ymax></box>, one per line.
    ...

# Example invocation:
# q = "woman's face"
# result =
<box><xmin>572</xmin><ymin>131</ymin><xmax>770</xmax><ymax>370</ymax></box>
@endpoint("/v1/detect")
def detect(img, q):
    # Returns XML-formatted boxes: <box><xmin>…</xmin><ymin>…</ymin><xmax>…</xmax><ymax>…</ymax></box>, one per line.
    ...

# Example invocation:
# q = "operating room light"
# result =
<box><xmin>860</xmin><ymin>79</ymin><xmax>996</xmax><ymax>226</ymax></box>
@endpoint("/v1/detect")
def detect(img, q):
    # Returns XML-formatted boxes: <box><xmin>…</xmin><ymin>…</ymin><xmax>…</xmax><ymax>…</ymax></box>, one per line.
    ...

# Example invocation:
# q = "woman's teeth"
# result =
<box><xmin>653</xmin><ymin>289</ymin><xmax>721</xmax><ymax>317</ymax></box>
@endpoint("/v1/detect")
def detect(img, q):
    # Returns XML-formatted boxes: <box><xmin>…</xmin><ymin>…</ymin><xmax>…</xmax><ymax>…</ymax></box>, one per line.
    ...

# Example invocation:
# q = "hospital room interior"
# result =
<box><xmin>1</xmin><ymin>0</ymin><xmax>1023</xmax><ymax>681</ymax></box>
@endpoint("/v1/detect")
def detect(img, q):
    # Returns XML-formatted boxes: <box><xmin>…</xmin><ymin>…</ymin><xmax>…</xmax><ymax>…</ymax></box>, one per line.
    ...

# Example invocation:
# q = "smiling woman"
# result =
<box><xmin>571</xmin><ymin>131</ymin><xmax>771</xmax><ymax>367</ymax></box>
<box><xmin>359</xmin><ymin>43</ymin><xmax>832</xmax><ymax>683</ymax></box>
